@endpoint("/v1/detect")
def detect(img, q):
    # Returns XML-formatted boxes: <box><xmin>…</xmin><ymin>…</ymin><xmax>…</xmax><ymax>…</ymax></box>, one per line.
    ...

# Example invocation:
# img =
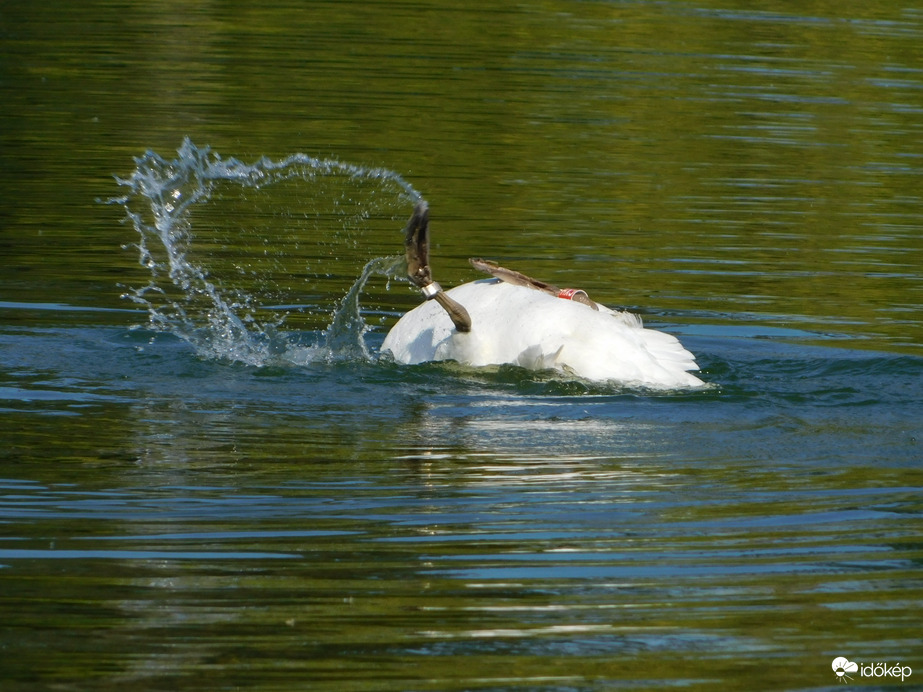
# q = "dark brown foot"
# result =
<box><xmin>469</xmin><ymin>258</ymin><xmax>599</xmax><ymax>310</ymax></box>
<box><xmin>402</xmin><ymin>203</ymin><xmax>472</xmax><ymax>332</ymax></box>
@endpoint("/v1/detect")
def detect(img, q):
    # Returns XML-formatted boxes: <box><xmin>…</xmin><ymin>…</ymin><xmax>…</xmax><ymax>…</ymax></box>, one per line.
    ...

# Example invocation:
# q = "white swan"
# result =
<box><xmin>381</xmin><ymin>203</ymin><xmax>704</xmax><ymax>389</ymax></box>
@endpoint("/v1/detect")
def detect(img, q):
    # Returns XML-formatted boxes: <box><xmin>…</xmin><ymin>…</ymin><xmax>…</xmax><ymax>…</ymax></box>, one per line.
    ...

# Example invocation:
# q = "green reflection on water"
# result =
<box><xmin>1</xmin><ymin>1</ymin><xmax>922</xmax><ymax>690</ymax></box>
<box><xmin>2</xmin><ymin>0</ymin><xmax>921</xmax><ymax>351</ymax></box>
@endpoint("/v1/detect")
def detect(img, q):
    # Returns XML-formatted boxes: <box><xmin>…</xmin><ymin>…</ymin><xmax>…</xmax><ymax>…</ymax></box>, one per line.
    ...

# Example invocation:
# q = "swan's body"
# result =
<box><xmin>382</xmin><ymin>279</ymin><xmax>703</xmax><ymax>389</ymax></box>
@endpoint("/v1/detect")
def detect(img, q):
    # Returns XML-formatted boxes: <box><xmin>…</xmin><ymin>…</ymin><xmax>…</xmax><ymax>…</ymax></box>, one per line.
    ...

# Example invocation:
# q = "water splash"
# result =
<box><xmin>322</xmin><ymin>255</ymin><xmax>406</xmax><ymax>361</ymax></box>
<box><xmin>110</xmin><ymin>138</ymin><xmax>420</xmax><ymax>366</ymax></box>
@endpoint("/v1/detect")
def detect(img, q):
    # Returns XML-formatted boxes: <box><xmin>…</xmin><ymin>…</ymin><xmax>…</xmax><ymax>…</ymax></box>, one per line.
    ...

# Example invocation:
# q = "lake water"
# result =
<box><xmin>1</xmin><ymin>1</ymin><xmax>922</xmax><ymax>690</ymax></box>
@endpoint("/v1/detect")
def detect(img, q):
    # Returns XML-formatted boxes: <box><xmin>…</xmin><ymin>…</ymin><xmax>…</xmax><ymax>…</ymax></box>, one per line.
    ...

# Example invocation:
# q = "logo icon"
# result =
<box><xmin>833</xmin><ymin>657</ymin><xmax>859</xmax><ymax>683</ymax></box>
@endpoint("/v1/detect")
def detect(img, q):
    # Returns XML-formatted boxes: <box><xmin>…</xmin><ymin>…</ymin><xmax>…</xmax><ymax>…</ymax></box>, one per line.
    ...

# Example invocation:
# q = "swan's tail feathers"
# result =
<box><xmin>639</xmin><ymin>328</ymin><xmax>699</xmax><ymax>373</ymax></box>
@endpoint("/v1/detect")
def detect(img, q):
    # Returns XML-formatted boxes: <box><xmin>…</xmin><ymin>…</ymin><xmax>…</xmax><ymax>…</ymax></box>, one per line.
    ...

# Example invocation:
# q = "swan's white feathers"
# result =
<box><xmin>382</xmin><ymin>279</ymin><xmax>703</xmax><ymax>388</ymax></box>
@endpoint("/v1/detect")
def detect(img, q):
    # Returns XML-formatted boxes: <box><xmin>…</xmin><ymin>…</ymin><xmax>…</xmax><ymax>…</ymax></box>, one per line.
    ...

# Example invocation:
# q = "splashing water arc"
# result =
<box><xmin>112</xmin><ymin>139</ymin><xmax>423</xmax><ymax>366</ymax></box>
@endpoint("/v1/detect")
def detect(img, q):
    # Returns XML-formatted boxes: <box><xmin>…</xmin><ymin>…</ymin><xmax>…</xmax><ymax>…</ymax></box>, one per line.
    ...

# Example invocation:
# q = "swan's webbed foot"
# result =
<box><xmin>404</xmin><ymin>201</ymin><xmax>433</xmax><ymax>288</ymax></box>
<box><xmin>403</xmin><ymin>202</ymin><xmax>472</xmax><ymax>332</ymax></box>
<box><xmin>469</xmin><ymin>258</ymin><xmax>599</xmax><ymax>310</ymax></box>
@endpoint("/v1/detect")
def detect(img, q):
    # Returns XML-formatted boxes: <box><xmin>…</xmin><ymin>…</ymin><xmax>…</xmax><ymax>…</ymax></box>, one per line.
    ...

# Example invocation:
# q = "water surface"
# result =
<box><xmin>1</xmin><ymin>1</ymin><xmax>922</xmax><ymax>690</ymax></box>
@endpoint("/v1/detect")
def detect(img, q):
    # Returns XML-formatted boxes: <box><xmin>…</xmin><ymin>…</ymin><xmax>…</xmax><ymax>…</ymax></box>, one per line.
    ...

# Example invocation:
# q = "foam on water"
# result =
<box><xmin>110</xmin><ymin>138</ymin><xmax>421</xmax><ymax>366</ymax></box>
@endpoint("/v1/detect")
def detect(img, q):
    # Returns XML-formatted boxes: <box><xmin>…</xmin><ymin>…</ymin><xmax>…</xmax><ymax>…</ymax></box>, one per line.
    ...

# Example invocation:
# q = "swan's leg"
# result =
<box><xmin>403</xmin><ymin>202</ymin><xmax>472</xmax><ymax>332</ymax></box>
<box><xmin>469</xmin><ymin>258</ymin><xmax>599</xmax><ymax>310</ymax></box>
